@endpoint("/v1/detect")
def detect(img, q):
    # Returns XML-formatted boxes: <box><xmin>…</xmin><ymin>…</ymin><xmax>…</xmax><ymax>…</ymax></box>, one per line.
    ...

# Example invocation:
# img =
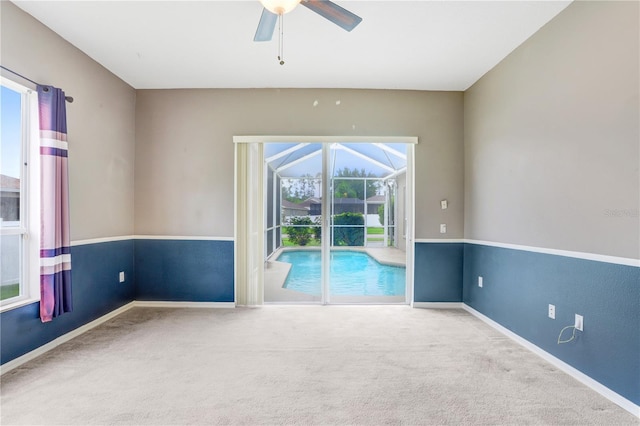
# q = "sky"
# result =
<box><xmin>1</xmin><ymin>85</ymin><xmax>23</xmax><ymax>179</ymax></box>
<box><xmin>265</xmin><ymin>142</ymin><xmax>407</xmax><ymax>179</ymax></box>
<box><xmin>268</xmin><ymin>142</ymin><xmax>407</xmax><ymax>199</ymax></box>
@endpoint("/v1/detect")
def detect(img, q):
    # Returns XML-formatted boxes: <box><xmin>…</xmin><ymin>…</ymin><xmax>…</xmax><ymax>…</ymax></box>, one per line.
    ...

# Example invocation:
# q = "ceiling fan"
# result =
<box><xmin>254</xmin><ymin>0</ymin><xmax>363</xmax><ymax>42</ymax></box>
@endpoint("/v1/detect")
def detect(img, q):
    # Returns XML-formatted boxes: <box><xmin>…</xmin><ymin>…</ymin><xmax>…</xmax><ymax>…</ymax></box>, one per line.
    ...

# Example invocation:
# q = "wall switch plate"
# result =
<box><xmin>119</xmin><ymin>271</ymin><xmax>125</xmax><ymax>283</ymax></box>
<box><xmin>548</xmin><ymin>304</ymin><xmax>555</xmax><ymax>319</ymax></box>
<box><xmin>575</xmin><ymin>314</ymin><xmax>583</xmax><ymax>331</ymax></box>
<box><xmin>441</xmin><ymin>200</ymin><xmax>448</xmax><ymax>209</ymax></box>
<box><xmin>440</xmin><ymin>224</ymin><xmax>447</xmax><ymax>233</ymax></box>
<box><xmin>478</xmin><ymin>276</ymin><xmax>483</xmax><ymax>288</ymax></box>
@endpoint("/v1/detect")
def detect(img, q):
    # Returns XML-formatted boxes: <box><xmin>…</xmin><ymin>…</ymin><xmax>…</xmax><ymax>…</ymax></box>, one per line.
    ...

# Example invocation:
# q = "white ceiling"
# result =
<box><xmin>13</xmin><ymin>0</ymin><xmax>572</xmax><ymax>91</ymax></box>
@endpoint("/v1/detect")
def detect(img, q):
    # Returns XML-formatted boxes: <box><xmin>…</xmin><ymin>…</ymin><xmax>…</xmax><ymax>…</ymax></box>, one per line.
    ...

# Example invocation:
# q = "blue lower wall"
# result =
<box><xmin>1</xmin><ymin>238</ymin><xmax>235</xmax><ymax>365</ymax></box>
<box><xmin>0</xmin><ymin>240</ymin><xmax>135</xmax><ymax>364</ymax></box>
<box><xmin>134</xmin><ymin>239</ymin><xmax>234</xmax><ymax>302</ymax></box>
<box><xmin>463</xmin><ymin>243</ymin><xmax>640</xmax><ymax>405</ymax></box>
<box><xmin>414</xmin><ymin>242</ymin><xmax>464</xmax><ymax>302</ymax></box>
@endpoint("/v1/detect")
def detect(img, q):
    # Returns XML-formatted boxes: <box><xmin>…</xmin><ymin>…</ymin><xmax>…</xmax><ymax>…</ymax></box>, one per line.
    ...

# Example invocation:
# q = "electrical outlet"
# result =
<box><xmin>440</xmin><ymin>224</ymin><xmax>447</xmax><ymax>233</ymax></box>
<box><xmin>575</xmin><ymin>314</ymin><xmax>583</xmax><ymax>331</ymax></box>
<box><xmin>119</xmin><ymin>271</ymin><xmax>125</xmax><ymax>283</ymax></box>
<box><xmin>478</xmin><ymin>276</ymin><xmax>483</xmax><ymax>288</ymax></box>
<box><xmin>548</xmin><ymin>304</ymin><xmax>555</xmax><ymax>319</ymax></box>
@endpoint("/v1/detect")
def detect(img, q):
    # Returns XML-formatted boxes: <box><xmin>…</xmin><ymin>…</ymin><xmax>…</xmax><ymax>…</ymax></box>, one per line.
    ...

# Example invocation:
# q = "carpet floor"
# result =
<box><xmin>0</xmin><ymin>306</ymin><xmax>636</xmax><ymax>425</ymax></box>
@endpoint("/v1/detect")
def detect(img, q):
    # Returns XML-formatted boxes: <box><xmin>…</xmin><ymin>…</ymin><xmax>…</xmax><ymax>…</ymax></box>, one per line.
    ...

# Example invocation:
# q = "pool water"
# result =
<box><xmin>277</xmin><ymin>250</ymin><xmax>405</xmax><ymax>296</ymax></box>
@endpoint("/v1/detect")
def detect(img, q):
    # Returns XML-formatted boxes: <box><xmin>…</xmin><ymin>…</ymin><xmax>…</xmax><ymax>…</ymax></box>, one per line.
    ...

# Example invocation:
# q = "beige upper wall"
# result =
<box><xmin>464</xmin><ymin>1</ymin><xmax>639</xmax><ymax>259</ymax></box>
<box><xmin>135</xmin><ymin>89</ymin><xmax>464</xmax><ymax>239</ymax></box>
<box><xmin>1</xmin><ymin>2</ymin><xmax>136</xmax><ymax>241</ymax></box>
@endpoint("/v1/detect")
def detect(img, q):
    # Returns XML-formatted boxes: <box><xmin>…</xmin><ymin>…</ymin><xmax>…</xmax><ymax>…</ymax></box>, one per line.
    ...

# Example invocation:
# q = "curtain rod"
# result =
<box><xmin>0</xmin><ymin>65</ymin><xmax>74</xmax><ymax>103</ymax></box>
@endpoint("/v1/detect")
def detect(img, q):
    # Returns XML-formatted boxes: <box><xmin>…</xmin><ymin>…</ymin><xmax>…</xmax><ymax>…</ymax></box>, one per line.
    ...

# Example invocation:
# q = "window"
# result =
<box><xmin>1</xmin><ymin>78</ymin><xmax>40</xmax><ymax>309</ymax></box>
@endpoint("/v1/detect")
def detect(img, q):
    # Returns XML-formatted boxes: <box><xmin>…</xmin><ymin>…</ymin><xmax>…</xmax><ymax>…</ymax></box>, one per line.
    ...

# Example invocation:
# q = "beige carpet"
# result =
<box><xmin>0</xmin><ymin>306</ymin><xmax>636</xmax><ymax>425</ymax></box>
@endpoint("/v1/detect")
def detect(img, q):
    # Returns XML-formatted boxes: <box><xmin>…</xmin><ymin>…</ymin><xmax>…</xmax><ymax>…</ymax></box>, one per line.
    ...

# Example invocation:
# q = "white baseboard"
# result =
<box><xmin>413</xmin><ymin>302</ymin><xmax>464</xmax><ymax>309</ymax></box>
<box><xmin>0</xmin><ymin>301</ymin><xmax>136</xmax><ymax>375</ymax></box>
<box><xmin>1</xmin><ymin>300</ymin><xmax>236</xmax><ymax>375</ymax></box>
<box><xmin>132</xmin><ymin>301</ymin><xmax>236</xmax><ymax>309</ymax></box>
<box><xmin>462</xmin><ymin>304</ymin><xmax>640</xmax><ymax>418</ymax></box>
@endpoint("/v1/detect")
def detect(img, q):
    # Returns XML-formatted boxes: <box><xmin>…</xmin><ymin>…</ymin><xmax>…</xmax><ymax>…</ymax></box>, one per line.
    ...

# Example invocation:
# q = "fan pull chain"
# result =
<box><xmin>278</xmin><ymin>13</ymin><xmax>285</xmax><ymax>65</ymax></box>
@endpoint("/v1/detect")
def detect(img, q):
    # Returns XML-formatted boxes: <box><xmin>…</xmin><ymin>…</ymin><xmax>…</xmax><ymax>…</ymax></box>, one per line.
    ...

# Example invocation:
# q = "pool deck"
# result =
<box><xmin>264</xmin><ymin>246</ymin><xmax>407</xmax><ymax>303</ymax></box>
<box><xmin>361</xmin><ymin>247</ymin><xmax>406</xmax><ymax>267</ymax></box>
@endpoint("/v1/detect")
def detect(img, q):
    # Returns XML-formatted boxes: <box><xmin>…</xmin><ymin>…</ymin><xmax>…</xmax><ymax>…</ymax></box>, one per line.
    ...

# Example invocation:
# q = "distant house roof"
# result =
<box><xmin>298</xmin><ymin>197</ymin><xmax>321</xmax><ymax>209</ymax></box>
<box><xmin>367</xmin><ymin>195</ymin><xmax>385</xmax><ymax>204</ymax></box>
<box><xmin>0</xmin><ymin>174</ymin><xmax>20</xmax><ymax>191</ymax></box>
<box><xmin>282</xmin><ymin>200</ymin><xmax>309</xmax><ymax>211</ymax></box>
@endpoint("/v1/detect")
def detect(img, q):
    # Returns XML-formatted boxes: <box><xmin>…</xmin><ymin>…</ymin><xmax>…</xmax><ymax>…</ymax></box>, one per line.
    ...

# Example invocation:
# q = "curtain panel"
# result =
<box><xmin>38</xmin><ymin>85</ymin><xmax>72</xmax><ymax>322</ymax></box>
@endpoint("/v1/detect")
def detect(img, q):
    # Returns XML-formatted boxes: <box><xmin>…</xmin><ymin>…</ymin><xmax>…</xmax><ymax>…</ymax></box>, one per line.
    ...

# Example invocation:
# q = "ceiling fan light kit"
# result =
<box><xmin>259</xmin><ymin>0</ymin><xmax>301</xmax><ymax>15</ymax></box>
<box><xmin>254</xmin><ymin>0</ymin><xmax>362</xmax><ymax>65</ymax></box>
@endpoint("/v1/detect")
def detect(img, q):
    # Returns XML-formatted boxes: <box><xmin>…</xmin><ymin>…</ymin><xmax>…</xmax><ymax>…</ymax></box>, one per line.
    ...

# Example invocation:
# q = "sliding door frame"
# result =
<box><xmin>234</xmin><ymin>135</ymin><xmax>417</xmax><ymax>306</ymax></box>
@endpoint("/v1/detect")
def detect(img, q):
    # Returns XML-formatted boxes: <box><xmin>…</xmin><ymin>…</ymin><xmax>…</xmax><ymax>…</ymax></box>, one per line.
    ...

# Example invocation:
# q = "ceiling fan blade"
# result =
<box><xmin>254</xmin><ymin>8</ymin><xmax>278</xmax><ymax>42</ymax></box>
<box><xmin>301</xmin><ymin>0</ymin><xmax>362</xmax><ymax>32</ymax></box>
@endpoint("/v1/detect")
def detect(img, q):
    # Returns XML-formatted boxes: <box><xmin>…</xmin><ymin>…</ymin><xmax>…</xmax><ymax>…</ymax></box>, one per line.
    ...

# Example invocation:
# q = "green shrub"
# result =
<box><xmin>312</xmin><ymin>217</ymin><xmax>322</xmax><ymax>241</ymax></box>
<box><xmin>333</xmin><ymin>212</ymin><xmax>364</xmax><ymax>246</ymax></box>
<box><xmin>284</xmin><ymin>216</ymin><xmax>314</xmax><ymax>246</ymax></box>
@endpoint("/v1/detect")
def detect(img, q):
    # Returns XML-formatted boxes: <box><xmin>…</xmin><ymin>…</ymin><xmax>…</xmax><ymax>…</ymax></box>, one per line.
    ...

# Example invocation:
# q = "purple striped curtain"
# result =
<box><xmin>38</xmin><ymin>85</ymin><xmax>72</xmax><ymax>323</ymax></box>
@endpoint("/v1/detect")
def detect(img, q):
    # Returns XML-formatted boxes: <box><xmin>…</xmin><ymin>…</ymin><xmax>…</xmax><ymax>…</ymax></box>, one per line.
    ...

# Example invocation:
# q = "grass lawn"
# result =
<box><xmin>0</xmin><ymin>283</ymin><xmax>20</xmax><ymax>301</ymax></box>
<box><xmin>283</xmin><ymin>233</ymin><xmax>386</xmax><ymax>245</ymax></box>
<box><xmin>282</xmin><ymin>238</ymin><xmax>321</xmax><ymax>247</ymax></box>
<box><xmin>367</xmin><ymin>227</ymin><xmax>384</xmax><ymax>243</ymax></box>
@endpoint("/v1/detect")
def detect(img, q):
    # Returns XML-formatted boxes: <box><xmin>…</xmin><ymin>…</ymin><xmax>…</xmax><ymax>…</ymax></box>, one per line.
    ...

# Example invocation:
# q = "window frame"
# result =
<box><xmin>0</xmin><ymin>77</ymin><xmax>41</xmax><ymax>312</ymax></box>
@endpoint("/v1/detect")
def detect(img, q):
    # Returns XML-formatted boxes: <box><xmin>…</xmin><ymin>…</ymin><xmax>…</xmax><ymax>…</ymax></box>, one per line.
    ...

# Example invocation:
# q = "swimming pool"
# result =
<box><xmin>276</xmin><ymin>250</ymin><xmax>405</xmax><ymax>296</ymax></box>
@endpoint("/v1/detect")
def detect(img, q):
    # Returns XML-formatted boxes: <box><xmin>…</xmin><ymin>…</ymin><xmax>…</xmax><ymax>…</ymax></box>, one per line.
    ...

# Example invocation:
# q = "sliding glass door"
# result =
<box><xmin>263</xmin><ymin>143</ymin><xmax>324</xmax><ymax>302</ymax></box>
<box><xmin>327</xmin><ymin>143</ymin><xmax>406</xmax><ymax>303</ymax></box>
<box><xmin>261</xmin><ymin>141</ymin><xmax>409</xmax><ymax>304</ymax></box>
